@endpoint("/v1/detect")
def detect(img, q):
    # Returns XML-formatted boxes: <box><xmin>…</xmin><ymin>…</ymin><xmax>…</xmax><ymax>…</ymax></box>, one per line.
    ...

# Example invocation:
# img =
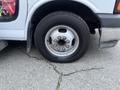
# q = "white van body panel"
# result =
<box><xmin>0</xmin><ymin>0</ymin><xmax>27</xmax><ymax>40</ymax></box>
<box><xmin>0</xmin><ymin>0</ymin><xmax>116</xmax><ymax>40</ymax></box>
<box><xmin>28</xmin><ymin>0</ymin><xmax>116</xmax><ymax>13</ymax></box>
<box><xmin>87</xmin><ymin>0</ymin><xmax>116</xmax><ymax>13</ymax></box>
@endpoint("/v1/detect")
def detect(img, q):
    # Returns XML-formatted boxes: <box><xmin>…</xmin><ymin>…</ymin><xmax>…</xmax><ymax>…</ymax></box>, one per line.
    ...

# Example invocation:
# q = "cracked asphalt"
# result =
<box><xmin>0</xmin><ymin>32</ymin><xmax>120</xmax><ymax>90</ymax></box>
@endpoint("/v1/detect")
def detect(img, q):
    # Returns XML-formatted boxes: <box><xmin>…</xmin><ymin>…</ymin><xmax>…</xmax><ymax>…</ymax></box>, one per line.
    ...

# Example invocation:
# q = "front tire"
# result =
<box><xmin>34</xmin><ymin>11</ymin><xmax>90</xmax><ymax>63</ymax></box>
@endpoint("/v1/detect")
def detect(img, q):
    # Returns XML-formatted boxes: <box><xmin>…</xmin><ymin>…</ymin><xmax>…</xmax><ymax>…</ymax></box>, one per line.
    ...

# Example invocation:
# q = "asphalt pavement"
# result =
<box><xmin>0</xmin><ymin>32</ymin><xmax>120</xmax><ymax>90</ymax></box>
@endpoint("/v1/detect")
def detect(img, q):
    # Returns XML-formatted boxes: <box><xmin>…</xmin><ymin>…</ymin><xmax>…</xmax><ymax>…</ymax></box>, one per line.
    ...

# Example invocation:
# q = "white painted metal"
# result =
<box><xmin>0</xmin><ymin>41</ymin><xmax>8</xmax><ymax>51</ymax></box>
<box><xmin>0</xmin><ymin>0</ymin><xmax>116</xmax><ymax>40</ymax></box>
<box><xmin>100</xmin><ymin>28</ymin><xmax>120</xmax><ymax>48</ymax></box>
<box><xmin>0</xmin><ymin>0</ymin><xmax>27</xmax><ymax>40</ymax></box>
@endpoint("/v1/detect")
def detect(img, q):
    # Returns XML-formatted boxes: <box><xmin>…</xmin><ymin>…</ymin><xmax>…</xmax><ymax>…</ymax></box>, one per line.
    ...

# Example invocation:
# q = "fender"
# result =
<box><xmin>25</xmin><ymin>0</ymin><xmax>99</xmax><ymax>37</ymax></box>
<box><xmin>25</xmin><ymin>0</ymin><xmax>99</xmax><ymax>52</ymax></box>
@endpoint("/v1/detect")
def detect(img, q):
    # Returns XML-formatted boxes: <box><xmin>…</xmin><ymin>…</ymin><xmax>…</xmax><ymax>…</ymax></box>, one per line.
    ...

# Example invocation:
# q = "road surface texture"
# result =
<box><xmin>0</xmin><ymin>32</ymin><xmax>120</xmax><ymax>90</ymax></box>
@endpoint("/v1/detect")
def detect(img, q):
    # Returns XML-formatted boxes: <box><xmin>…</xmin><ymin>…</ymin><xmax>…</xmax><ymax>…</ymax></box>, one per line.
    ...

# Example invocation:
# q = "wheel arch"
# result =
<box><xmin>26</xmin><ymin>0</ymin><xmax>101</xmax><ymax>52</ymax></box>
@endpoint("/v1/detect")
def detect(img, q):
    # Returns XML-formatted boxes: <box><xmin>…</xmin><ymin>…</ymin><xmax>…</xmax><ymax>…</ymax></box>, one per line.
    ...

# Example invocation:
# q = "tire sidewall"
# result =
<box><xmin>34</xmin><ymin>12</ymin><xmax>90</xmax><ymax>63</ymax></box>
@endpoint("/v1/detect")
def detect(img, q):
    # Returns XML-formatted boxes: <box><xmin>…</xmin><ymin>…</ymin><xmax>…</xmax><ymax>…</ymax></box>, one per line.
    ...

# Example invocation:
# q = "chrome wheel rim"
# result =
<box><xmin>45</xmin><ymin>25</ymin><xmax>79</xmax><ymax>57</ymax></box>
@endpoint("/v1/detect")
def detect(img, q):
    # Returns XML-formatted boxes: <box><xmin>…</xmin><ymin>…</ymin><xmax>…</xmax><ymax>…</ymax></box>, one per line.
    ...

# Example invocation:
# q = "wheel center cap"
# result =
<box><xmin>58</xmin><ymin>39</ymin><xmax>66</xmax><ymax>46</ymax></box>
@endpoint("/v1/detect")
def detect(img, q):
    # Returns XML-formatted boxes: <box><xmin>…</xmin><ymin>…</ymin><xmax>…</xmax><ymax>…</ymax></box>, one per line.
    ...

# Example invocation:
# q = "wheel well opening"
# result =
<box><xmin>30</xmin><ymin>0</ymin><xmax>101</xmax><ymax>38</ymax></box>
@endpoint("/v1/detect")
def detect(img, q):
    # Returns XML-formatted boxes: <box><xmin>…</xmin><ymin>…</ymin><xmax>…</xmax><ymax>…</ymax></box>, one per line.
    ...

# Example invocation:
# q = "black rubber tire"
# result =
<box><xmin>34</xmin><ymin>11</ymin><xmax>90</xmax><ymax>63</ymax></box>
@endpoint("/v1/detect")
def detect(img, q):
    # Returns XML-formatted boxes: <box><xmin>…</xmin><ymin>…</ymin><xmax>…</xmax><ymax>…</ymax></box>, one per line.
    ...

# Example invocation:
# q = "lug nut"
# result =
<box><xmin>57</xmin><ymin>36</ymin><xmax>61</xmax><ymax>40</ymax></box>
<box><xmin>54</xmin><ymin>39</ymin><xmax>58</xmax><ymax>42</ymax></box>
<box><xmin>55</xmin><ymin>47</ymin><xmax>59</xmax><ymax>51</ymax></box>
<box><xmin>66</xmin><ymin>45</ymin><xmax>70</xmax><ymax>48</ymax></box>
<box><xmin>66</xmin><ymin>40</ymin><xmax>70</xmax><ymax>43</ymax></box>
<box><xmin>53</xmin><ymin>44</ymin><xmax>57</xmax><ymax>48</ymax></box>
<box><xmin>62</xmin><ymin>47</ymin><xmax>66</xmax><ymax>51</ymax></box>
<box><xmin>63</xmin><ymin>36</ymin><xmax>66</xmax><ymax>40</ymax></box>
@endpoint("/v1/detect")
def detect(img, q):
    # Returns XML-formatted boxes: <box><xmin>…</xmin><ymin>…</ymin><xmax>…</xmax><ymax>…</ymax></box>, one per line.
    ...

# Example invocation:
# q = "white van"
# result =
<box><xmin>0</xmin><ymin>0</ymin><xmax>120</xmax><ymax>63</ymax></box>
